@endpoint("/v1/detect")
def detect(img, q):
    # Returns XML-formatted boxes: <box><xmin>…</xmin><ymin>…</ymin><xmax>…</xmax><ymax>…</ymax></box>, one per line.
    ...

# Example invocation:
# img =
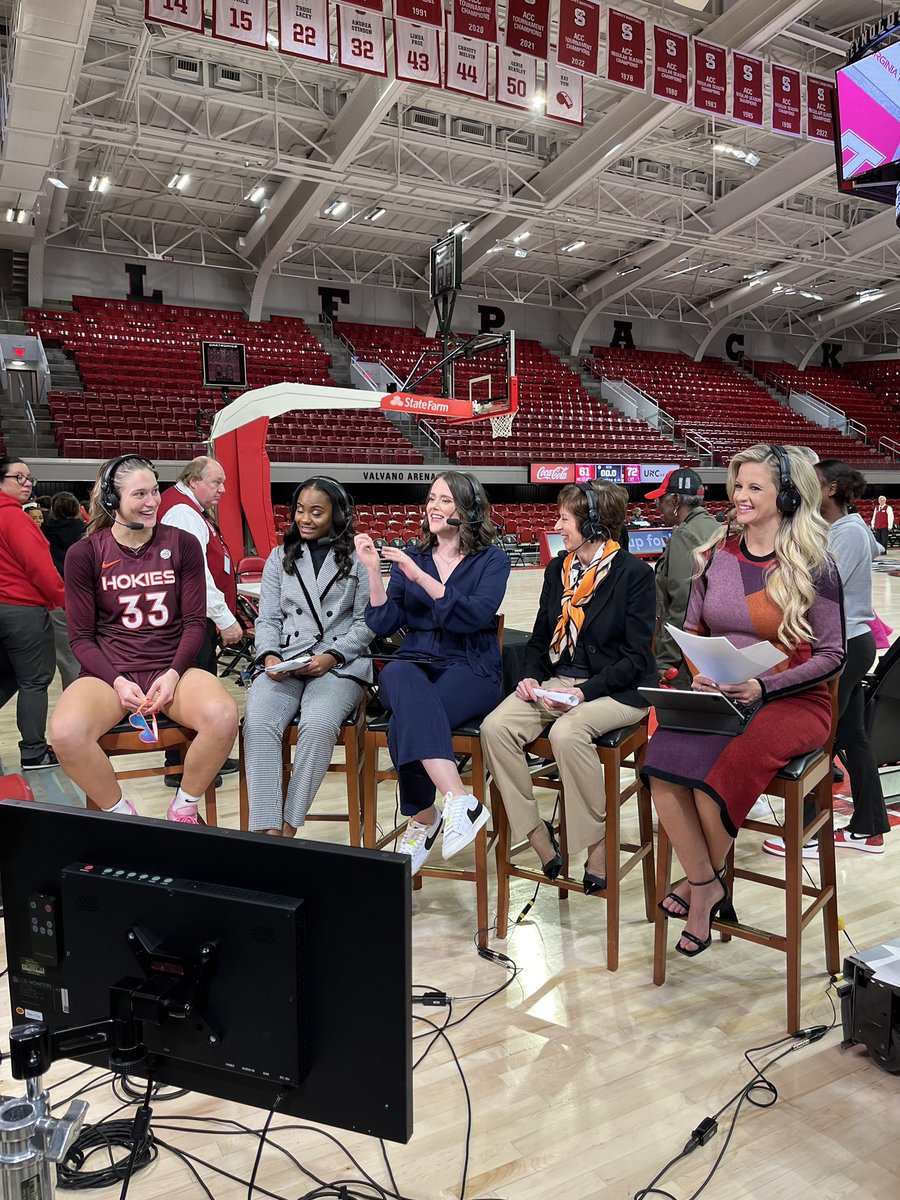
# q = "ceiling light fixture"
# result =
<box><xmin>487</xmin><ymin>242</ymin><xmax>503</xmax><ymax>254</ymax></box>
<box><xmin>514</xmin><ymin>248</ymin><xmax>528</xmax><ymax>258</ymax></box>
<box><xmin>247</xmin><ymin>186</ymin><xmax>265</xmax><ymax>204</ymax></box>
<box><xmin>512</xmin><ymin>231</ymin><xmax>530</xmax><ymax>243</ymax></box>
<box><xmin>324</xmin><ymin>199</ymin><xmax>348</xmax><ymax>217</ymax></box>
<box><xmin>562</xmin><ymin>240</ymin><xmax>585</xmax><ymax>253</ymax></box>
<box><xmin>450</xmin><ymin>221</ymin><xmax>469</xmax><ymax>235</ymax></box>
<box><xmin>743</xmin><ymin>269</ymin><xmax>767</xmax><ymax>280</ymax></box>
<box><xmin>617</xmin><ymin>265</ymin><xmax>640</xmax><ymax>276</ymax></box>
<box><xmin>706</xmin><ymin>265</ymin><xmax>726</xmax><ymax>273</ymax></box>
<box><xmin>5</xmin><ymin>208</ymin><xmax>14</xmax><ymax>222</ymax></box>
<box><xmin>97</xmin><ymin>176</ymin><xmax>111</xmax><ymax>194</ymax></box>
<box><xmin>799</xmin><ymin>291</ymin><xmax>824</xmax><ymax>301</ymax></box>
<box><xmin>47</xmin><ymin>177</ymin><xmax>68</xmax><ymax>190</ymax></box>
<box><xmin>15</xmin><ymin>209</ymin><xmax>28</xmax><ymax>223</ymax></box>
<box><xmin>531</xmin><ymin>92</ymin><xmax>546</xmax><ymax>113</ymax></box>
<box><xmin>857</xmin><ymin>288</ymin><xmax>885</xmax><ymax>301</ymax></box>
<box><xmin>364</xmin><ymin>207</ymin><xmax>386</xmax><ymax>221</ymax></box>
<box><xmin>168</xmin><ymin>173</ymin><xmax>190</xmax><ymax>191</ymax></box>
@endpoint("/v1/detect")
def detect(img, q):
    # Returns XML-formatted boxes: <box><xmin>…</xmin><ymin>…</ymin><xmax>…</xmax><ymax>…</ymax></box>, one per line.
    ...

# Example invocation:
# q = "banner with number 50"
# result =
<box><xmin>337</xmin><ymin>6</ymin><xmax>388</xmax><ymax>76</ymax></box>
<box><xmin>395</xmin><ymin>20</ymin><xmax>441</xmax><ymax>87</ymax></box>
<box><xmin>278</xmin><ymin>0</ymin><xmax>330</xmax><ymax>62</ymax></box>
<box><xmin>495</xmin><ymin>46</ymin><xmax>537</xmax><ymax>112</ymax></box>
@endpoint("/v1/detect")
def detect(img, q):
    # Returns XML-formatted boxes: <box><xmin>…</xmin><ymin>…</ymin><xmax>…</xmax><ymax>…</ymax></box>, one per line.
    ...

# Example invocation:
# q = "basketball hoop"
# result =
<box><xmin>490</xmin><ymin>409</ymin><xmax>517</xmax><ymax>438</ymax></box>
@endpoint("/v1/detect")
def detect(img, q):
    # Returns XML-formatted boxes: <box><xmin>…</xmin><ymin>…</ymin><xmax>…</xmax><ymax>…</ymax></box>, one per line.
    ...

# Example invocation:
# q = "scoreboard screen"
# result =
<box><xmin>202</xmin><ymin>341</ymin><xmax>247</xmax><ymax>389</ymax></box>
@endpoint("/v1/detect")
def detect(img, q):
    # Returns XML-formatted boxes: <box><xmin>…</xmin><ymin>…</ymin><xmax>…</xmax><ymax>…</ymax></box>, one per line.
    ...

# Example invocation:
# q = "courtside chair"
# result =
<box><xmin>238</xmin><ymin>700</ymin><xmax>367</xmax><ymax>843</ymax></box>
<box><xmin>86</xmin><ymin>716</ymin><xmax>218</xmax><ymax>825</ymax></box>
<box><xmin>361</xmin><ymin>617</ymin><xmax>505</xmax><ymax>951</ymax></box>
<box><xmin>492</xmin><ymin>716</ymin><xmax>654</xmax><ymax>972</ymax></box>
<box><xmin>652</xmin><ymin>681</ymin><xmax>840</xmax><ymax>1032</ymax></box>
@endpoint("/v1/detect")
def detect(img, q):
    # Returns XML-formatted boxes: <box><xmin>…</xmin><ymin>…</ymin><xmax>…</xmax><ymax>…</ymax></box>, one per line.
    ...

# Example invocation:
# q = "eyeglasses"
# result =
<box><xmin>3</xmin><ymin>473</ymin><xmax>36</xmax><ymax>486</ymax></box>
<box><xmin>128</xmin><ymin>708</ymin><xmax>159</xmax><ymax>744</ymax></box>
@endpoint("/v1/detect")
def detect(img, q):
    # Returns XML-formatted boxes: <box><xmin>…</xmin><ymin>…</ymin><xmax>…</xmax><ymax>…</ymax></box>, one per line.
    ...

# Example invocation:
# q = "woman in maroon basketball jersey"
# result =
<box><xmin>50</xmin><ymin>455</ymin><xmax>238</xmax><ymax>822</ymax></box>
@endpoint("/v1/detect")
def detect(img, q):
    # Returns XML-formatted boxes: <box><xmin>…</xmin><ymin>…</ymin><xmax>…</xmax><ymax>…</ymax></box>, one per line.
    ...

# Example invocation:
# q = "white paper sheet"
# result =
<box><xmin>665</xmin><ymin>623</ymin><xmax>787</xmax><ymax>685</ymax></box>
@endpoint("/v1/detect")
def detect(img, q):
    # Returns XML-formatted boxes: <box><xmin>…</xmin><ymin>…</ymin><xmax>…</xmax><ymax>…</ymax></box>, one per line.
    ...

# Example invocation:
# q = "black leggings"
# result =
<box><xmin>835</xmin><ymin>632</ymin><xmax>890</xmax><ymax>835</ymax></box>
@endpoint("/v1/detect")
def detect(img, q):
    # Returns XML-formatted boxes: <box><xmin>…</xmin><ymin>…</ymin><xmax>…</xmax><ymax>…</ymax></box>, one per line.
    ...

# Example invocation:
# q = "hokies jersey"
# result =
<box><xmin>64</xmin><ymin>525</ymin><xmax>207</xmax><ymax>687</ymax></box>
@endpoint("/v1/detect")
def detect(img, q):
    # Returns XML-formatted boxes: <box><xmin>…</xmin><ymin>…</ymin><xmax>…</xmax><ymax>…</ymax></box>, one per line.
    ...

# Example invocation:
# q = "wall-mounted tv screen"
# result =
<box><xmin>835</xmin><ymin>42</ymin><xmax>900</xmax><ymax>184</ymax></box>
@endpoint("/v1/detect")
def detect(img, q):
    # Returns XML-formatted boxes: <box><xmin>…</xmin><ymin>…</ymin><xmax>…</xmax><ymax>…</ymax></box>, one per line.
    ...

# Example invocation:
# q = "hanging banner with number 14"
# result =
<box><xmin>212</xmin><ymin>0</ymin><xmax>268</xmax><ymax>49</ymax></box>
<box><xmin>395</xmin><ymin>21</ymin><xmax>441</xmax><ymax>86</ymax></box>
<box><xmin>278</xmin><ymin>0</ymin><xmax>329</xmax><ymax>62</ymax></box>
<box><xmin>337</xmin><ymin>7</ymin><xmax>388</xmax><ymax>76</ymax></box>
<box><xmin>144</xmin><ymin>0</ymin><xmax>204</xmax><ymax>33</ymax></box>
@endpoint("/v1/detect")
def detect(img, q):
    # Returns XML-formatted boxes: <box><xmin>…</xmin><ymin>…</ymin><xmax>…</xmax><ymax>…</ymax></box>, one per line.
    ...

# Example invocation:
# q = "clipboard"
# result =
<box><xmin>638</xmin><ymin>687</ymin><xmax>761</xmax><ymax>737</ymax></box>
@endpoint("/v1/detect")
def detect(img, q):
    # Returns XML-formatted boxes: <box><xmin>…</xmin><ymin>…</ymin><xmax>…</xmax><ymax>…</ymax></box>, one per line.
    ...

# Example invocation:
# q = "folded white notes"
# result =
<box><xmin>664</xmin><ymin>624</ymin><xmax>787</xmax><ymax>685</ymax></box>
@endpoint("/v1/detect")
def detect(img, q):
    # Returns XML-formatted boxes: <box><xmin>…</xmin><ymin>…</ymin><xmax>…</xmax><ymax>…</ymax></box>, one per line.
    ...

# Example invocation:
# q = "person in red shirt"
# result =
<box><xmin>870</xmin><ymin>495</ymin><xmax>895</xmax><ymax>552</ymax></box>
<box><xmin>0</xmin><ymin>456</ymin><xmax>66</xmax><ymax>769</ymax></box>
<box><xmin>49</xmin><ymin>455</ymin><xmax>238</xmax><ymax>822</ymax></box>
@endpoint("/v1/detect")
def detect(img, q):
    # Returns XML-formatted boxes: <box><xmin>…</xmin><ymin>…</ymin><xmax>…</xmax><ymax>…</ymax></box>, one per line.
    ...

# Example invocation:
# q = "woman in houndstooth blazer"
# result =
<box><xmin>243</xmin><ymin>478</ymin><xmax>374</xmax><ymax>835</ymax></box>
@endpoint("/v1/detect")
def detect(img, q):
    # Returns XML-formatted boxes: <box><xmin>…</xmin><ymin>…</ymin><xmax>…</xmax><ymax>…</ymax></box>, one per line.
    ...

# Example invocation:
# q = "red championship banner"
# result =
<box><xmin>652</xmin><ymin>25</ymin><xmax>689</xmax><ymax>107</ymax></box>
<box><xmin>504</xmin><ymin>0</ymin><xmax>550</xmax><ymax>60</ymax></box>
<box><xmin>337</xmin><ymin>6</ymin><xmax>387</xmax><ymax>76</ymax></box>
<box><xmin>556</xmin><ymin>0</ymin><xmax>600</xmax><ymax>76</ymax></box>
<box><xmin>145</xmin><ymin>0</ymin><xmax>204</xmax><ymax>33</ymax></box>
<box><xmin>395</xmin><ymin>21</ymin><xmax>441</xmax><ymax>86</ymax></box>
<box><xmin>445</xmin><ymin>32</ymin><xmax>489</xmax><ymax>99</ymax></box>
<box><xmin>394</xmin><ymin>0</ymin><xmax>442</xmax><ymax>27</ymax></box>
<box><xmin>606</xmin><ymin>8</ymin><xmax>646</xmax><ymax>93</ymax></box>
<box><xmin>496</xmin><ymin>46</ymin><xmax>537</xmax><ymax>112</ymax></box>
<box><xmin>732</xmin><ymin>52</ymin><xmax>765</xmax><ymax>127</ymax></box>
<box><xmin>547</xmin><ymin>60</ymin><xmax>584</xmax><ymax>125</ymax></box>
<box><xmin>692</xmin><ymin>39</ymin><xmax>727</xmax><ymax>116</ymax></box>
<box><xmin>278</xmin><ymin>0</ymin><xmax>330</xmax><ymax>63</ymax></box>
<box><xmin>452</xmin><ymin>0</ymin><xmax>497</xmax><ymax>43</ymax></box>
<box><xmin>212</xmin><ymin>0</ymin><xmax>268</xmax><ymax>48</ymax></box>
<box><xmin>807</xmin><ymin>75</ymin><xmax>835</xmax><ymax>143</ymax></box>
<box><xmin>771</xmin><ymin>63</ymin><xmax>802</xmax><ymax>138</ymax></box>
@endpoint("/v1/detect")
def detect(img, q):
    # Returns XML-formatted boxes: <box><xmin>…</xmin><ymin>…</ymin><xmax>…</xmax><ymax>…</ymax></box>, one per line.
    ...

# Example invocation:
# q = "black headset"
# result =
<box><xmin>769</xmin><ymin>445</ymin><xmax>802</xmax><ymax>516</ymax></box>
<box><xmin>457</xmin><ymin>472</ymin><xmax>484</xmax><ymax>526</ymax></box>
<box><xmin>578</xmin><ymin>482</ymin><xmax>609</xmax><ymax>541</ymax></box>
<box><xmin>291</xmin><ymin>476</ymin><xmax>353</xmax><ymax>532</ymax></box>
<box><xmin>99</xmin><ymin>454</ymin><xmax>157</xmax><ymax>515</ymax></box>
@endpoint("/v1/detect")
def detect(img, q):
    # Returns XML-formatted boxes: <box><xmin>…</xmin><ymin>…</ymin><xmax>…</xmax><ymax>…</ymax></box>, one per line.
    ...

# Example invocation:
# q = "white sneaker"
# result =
<box><xmin>398</xmin><ymin>809</ymin><xmax>443</xmax><ymax>875</ymax></box>
<box><xmin>761</xmin><ymin>835</ymin><xmax>819</xmax><ymax>860</ymax></box>
<box><xmin>441</xmin><ymin>792</ymin><xmax>488</xmax><ymax>859</ymax></box>
<box><xmin>747</xmin><ymin>796</ymin><xmax>771</xmax><ymax>820</ymax></box>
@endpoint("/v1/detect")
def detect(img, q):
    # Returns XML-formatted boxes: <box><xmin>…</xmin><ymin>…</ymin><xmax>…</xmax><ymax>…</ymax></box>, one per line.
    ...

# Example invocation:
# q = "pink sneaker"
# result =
<box><xmin>166</xmin><ymin>797</ymin><xmax>201</xmax><ymax>825</ymax></box>
<box><xmin>834</xmin><ymin>829</ymin><xmax>885</xmax><ymax>854</ymax></box>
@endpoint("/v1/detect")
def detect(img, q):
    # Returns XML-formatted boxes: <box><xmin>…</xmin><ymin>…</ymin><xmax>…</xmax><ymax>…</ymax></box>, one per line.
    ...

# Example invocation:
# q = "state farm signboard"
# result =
<box><xmin>530</xmin><ymin>463</ymin><xmax>575</xmax><ymax>483</ymax></box>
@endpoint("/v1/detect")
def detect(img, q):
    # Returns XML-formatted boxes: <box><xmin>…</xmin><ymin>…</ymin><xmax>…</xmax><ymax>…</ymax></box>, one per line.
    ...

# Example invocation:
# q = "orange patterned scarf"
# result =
<box><xmin>550</xmin><ymin>542</ymin><xmax>620</xmax><ymax>664</ymax></box>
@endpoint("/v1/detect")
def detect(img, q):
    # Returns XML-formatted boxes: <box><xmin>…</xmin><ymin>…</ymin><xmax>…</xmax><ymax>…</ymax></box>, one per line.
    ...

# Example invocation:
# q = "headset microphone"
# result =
<box><xmin>446</xmin><ymin>516</ymin><xmax>482</xmax><ymax>527</ymax></box>
<box><xmin>116</xmin><ymin>518</ymin><xmax>145</xmax><ymax>531</ymax></box>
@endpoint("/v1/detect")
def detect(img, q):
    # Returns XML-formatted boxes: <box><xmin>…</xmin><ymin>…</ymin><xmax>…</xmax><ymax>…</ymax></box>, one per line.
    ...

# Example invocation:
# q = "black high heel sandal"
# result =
<box><xmin>674</xmin><ymin>873</ymin><xmax>737</xmax><ymax>958</ymax></box>
<box><xmin>540</xmin><ymin>820</ymin><xmax>563</xmax><ymax>881</ymax></box>
<box><xmin>657</xmin><ymin>864</ymin><xmax>728</xmax><ymax>922</ymax></box>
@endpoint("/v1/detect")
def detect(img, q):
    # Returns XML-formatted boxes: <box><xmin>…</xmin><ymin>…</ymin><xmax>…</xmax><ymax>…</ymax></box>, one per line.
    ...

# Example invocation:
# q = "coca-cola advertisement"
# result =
<box><xmin>530</xmin><ymin>463</ymin><xmax>576</xmax><ymax>484</ymax></box>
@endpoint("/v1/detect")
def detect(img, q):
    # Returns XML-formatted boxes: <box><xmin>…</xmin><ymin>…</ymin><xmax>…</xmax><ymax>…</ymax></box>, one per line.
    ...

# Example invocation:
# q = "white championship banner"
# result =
<box><xmin>395</xmin><ymin>20</ymin><xmax>442</xmax><ymax>87</ymax></box>
<box><xmin>337</xmin><ymin>6</ymin><xmax>388</xmax><ymax>76</ymax></box>
<box><xmin>278</xmin><ymin>0</ymin><xmax>330</xmax><ymax>63</ymax></box>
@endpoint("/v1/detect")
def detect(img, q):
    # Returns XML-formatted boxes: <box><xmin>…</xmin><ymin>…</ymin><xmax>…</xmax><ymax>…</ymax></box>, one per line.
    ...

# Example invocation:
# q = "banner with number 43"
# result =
<box><xmin>395</xmin><ymin>20</ymin><xmax>442</xmax><ymax>86</ymax></box>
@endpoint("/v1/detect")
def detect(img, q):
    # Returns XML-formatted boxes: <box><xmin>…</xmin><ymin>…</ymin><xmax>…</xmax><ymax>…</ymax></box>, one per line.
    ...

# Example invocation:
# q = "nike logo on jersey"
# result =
<box><xmin>102</xmin><ymin>560</ymin><xmax>120</xmax><ymax>569</ymax></box>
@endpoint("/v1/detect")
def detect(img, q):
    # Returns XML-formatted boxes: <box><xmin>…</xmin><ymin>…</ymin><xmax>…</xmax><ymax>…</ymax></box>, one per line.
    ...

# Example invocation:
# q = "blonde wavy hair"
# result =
<box><xmin>696</xmin><ymin>444</ymin><xmax>832</xmax><ymax>648</ymax></box>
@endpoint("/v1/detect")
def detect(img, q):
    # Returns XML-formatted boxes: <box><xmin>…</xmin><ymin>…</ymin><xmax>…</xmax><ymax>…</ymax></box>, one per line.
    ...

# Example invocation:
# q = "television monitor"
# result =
<box><xmin>0</xmin><ymin>802</ymin><xmax>413</xmax><ymax>1142</ymax></box>
<box><xmin>201</xmin><ymin>341</ymin><xmax>247</xmax><ymax>389</ymax></box>
<box><xmin>835</xmin><ymin>43</ymin><xmax>900</xmax><ymax>185</ymax></box>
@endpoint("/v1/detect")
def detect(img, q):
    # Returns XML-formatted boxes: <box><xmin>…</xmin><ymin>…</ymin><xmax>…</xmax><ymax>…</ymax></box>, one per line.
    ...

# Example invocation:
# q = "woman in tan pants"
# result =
<box><xmin>481</xmin><ymin>481</ymin><xmax>656</xmax><ymax>892</ymax></box>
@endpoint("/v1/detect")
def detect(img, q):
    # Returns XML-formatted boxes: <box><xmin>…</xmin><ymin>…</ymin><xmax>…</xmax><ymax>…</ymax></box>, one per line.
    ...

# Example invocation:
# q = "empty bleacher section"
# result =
<box><xmin>25</xmin><ymin>299</ymin><xmax>422</xmax><ymax>464</ymax></box>
<box><xmin>750</xmin><ymin>361</ymin><xmax>900</xmax><ymax>454</ymax></box>
<box><xmin>335</xmin><ymin>321</ymin><xmax>685</xmax><ymax>466</ymax></box>
<box><xmin>588</xmin><ymin>348</ymin><xmax>890</xmax><ymax>466</ymax></box>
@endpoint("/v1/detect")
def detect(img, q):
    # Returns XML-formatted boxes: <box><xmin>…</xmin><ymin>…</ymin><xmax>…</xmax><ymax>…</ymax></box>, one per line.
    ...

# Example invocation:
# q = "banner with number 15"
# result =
<box><xmin>212</xmin><ymin>0</ymin><xmax>268</xmax><ymax>49</ymax></box>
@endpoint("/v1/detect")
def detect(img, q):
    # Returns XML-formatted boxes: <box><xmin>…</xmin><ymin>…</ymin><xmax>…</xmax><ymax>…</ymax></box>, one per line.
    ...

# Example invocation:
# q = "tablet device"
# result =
<box><xmin>638</xmin><ymin>687</ymin><xmax>760</xmax><ymax>736</ymax></box>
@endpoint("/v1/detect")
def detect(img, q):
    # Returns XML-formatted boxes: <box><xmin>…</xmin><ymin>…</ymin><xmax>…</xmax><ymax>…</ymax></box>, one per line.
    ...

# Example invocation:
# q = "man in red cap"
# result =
<box><xmin>646</xmin><ymin>467</ymin><xmax>718</xmax><ymax>687</ymax></box>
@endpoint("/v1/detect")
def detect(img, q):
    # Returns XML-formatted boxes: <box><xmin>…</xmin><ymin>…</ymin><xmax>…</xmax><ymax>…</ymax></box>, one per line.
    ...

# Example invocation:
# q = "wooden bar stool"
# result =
<box><xmin>238</xmin><ymin>703</ymin><xmax>366</xmax><ymax>842</ymax></box>
<box><xmin>652</xmin><ymin>732</ymin><xmax>840</xmax><ymax>1032</ymax></box>
<box><xmin>362</xmin><ymin>703</ymin><xmax>493</xmax><ymax>949</ymax></box>
<box><xmin>86</xmin><ymin>715</ymin><xmax>218</xmax><ymax>825</ymax></box>
<box><xmin>493</xmin><ymin>718</ymin><xmax>654</xmax><ymax>971</ymax></box>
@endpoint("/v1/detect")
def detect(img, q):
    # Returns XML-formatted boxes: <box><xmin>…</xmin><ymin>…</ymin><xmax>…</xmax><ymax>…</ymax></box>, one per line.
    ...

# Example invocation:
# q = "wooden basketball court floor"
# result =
<box><xmin>2</xmin><ymin>559</ymin><xmax>899</xmax><ymax>1199</ymax></box>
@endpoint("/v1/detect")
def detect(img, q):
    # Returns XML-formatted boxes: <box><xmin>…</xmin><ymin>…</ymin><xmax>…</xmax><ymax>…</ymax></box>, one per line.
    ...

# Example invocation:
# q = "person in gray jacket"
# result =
<box><xmin>645</xmin><ymin>468</ymin><xmax>720</xmax><ymax>686</ymax></box>
<box><xmin>243</xmin><ymin>478</ymin><xmax>374</xmax><ymax>836</ymax></box>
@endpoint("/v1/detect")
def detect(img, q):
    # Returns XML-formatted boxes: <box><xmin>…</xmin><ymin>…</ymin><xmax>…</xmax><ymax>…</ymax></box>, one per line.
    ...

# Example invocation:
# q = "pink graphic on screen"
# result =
<box><xmin>837</xmin><ymin>44</ymin><xmax>900</xmax><ymax>180</ymax></box>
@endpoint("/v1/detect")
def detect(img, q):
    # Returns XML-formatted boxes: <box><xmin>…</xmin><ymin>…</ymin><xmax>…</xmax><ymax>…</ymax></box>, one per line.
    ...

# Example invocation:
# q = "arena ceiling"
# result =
<box><xmin>2</xmin><ymin>0</ymin><xmax>898</xmax><ymax>354</ymax></box>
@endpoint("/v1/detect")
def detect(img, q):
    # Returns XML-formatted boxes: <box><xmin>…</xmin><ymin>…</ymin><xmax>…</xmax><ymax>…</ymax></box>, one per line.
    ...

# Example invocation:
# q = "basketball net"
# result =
<box><xmin>490</xmin><ymin>410</ymin><xmax>517</xmax><ymax>438</ymax></box>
